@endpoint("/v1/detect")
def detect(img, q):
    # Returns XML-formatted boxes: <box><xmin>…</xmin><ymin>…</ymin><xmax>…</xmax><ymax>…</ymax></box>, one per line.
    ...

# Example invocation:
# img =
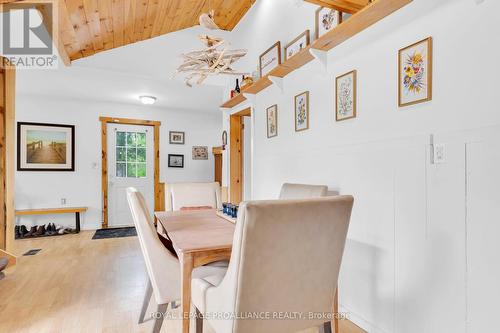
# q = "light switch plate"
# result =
<box><xmin>434</xmin><ymin>144</ymin><xmax>446</xmax><ymax>164</ymax></box>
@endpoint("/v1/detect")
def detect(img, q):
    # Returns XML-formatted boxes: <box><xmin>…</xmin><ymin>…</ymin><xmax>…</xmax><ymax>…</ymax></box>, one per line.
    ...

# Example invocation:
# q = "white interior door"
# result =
<box><xmin>107</xmin><ymin>123</ymin><xmax>154</xmax><ymax>227</ymax></box>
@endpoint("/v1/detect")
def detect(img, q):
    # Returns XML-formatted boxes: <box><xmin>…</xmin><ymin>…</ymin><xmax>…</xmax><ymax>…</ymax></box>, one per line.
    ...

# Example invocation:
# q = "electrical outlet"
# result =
<box><xmin>433</xmin><ymin>144</ymin><xmax>446</xmax><ymax>164</ymax></box>
<box><xmin>61</xmin><ymin>198</ymin><xmax>67</xmax><ymax>205</ymax></box>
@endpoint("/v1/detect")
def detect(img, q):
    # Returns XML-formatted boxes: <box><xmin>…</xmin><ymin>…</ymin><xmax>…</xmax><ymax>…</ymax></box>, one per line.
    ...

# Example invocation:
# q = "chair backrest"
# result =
<box><xmin>126</xmin><ymin>188</ymin><xmax>180</xmax><ymax>304</ymax></box>
<box><xmin>166</xmin><ymin>182</ymin><xmax>221</xmax><ymax>211</ymax></box>
<box><xmin>222</xmin><ymin>196</ymin><xmax>354</xmax><ymax>333</ymax></box>
<box><xmin>279</xmin><ymin>183</ymin><xmax>328</xmax><ymax>199</ymax></box>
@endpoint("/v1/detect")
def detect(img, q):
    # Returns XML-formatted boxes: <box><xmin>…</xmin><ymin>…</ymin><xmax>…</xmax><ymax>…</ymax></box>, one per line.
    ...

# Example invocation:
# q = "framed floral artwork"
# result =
<box><xmin>315</xmin><ymin>7</ymin><xmax>342</xmax><ymax>39</ymax></box>
<box><xmin>398</xmin><ymin>37</ymin><xmax>433</xmax><ymax>107</ymax></box>
<box><xmin>266</xmin><ymin>104</ymin><xmax>278</xmax><ymax>138</ymax></box>
<box><xmin>259</xmin><ymin>42</ymin><xmax>281</xmax><ymax>78</ymax></box>
<box><xmin>284</xmin><ymin>30</ymin><xmax>310</xmax><ymax>61</ymax></box>
<box><xmin>336</xmin><ymin>70</ymin><xmax>357</xmax><ymax>121</ymax></box>
<box><xmin>294</xmin><ymin>91</ymin><xmax>309</xmax><ymax>132</ymax></box>
<box><xmin>192</xmin><ymin>146</ymin><xmax>208</xmax><ymax>160</ymax></box>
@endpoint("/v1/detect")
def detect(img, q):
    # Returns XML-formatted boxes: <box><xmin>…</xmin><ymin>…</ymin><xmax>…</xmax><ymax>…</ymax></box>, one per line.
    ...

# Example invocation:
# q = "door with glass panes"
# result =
<box><xmin>107</xmin><ymin>124</ymin><xmax>154</xmax><ymax>227</ymax></box>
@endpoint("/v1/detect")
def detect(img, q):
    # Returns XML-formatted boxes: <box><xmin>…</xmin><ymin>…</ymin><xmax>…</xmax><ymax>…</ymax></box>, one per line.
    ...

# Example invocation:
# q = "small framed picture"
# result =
<box><xmin>259</xmin><ymin>41</ymin><xmax>281</xmax><ymax>78</ymax></box>
<box><xmin>17</xmin><ymin>122</ymin><xmax>75</xmax><ymax>171</ymax></box>
<box><xmin>336</xmin><ymin>70</ymin><xmax>357</xmax><ymax>121</ymax></box>
<box><xmin>168</xmin><ymin>154</ymin><xmax>184</xmax><ymax>168</ymax></box>
<box><xmin>266</xmin><ymin>104</ymin><xmax>278</xmax><ymax>138</ymax></box>
<box><xmin>398</xmin><ymin>37</ymin><xmax>433</xmax><ymax>107</ymax></box>
<box><xmin>192</xmin><ymin>146</ymin><xmax>208</xmax><ymax>160</ymax></box>
<box><xmin>284</xmin><ymin>30</ymin><xmax>310</xmax><ymax>61</ymax></box>
<box><xmin>294</xmin><ymin>91</ymin><xmax>309</xmax><ymax>132</ymax></box>
<box><xmin>315</xmin><ymin>7</ymin><xmax>342</xmax><ymax>39</ymax></box>
<box><xmin>169</xmin><ymin>131</ymin><xmax>185</xmax><ymax>145</ymax></box>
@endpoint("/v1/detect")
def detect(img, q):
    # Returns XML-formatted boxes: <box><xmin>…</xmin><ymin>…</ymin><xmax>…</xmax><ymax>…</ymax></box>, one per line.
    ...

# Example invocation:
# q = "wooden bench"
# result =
<box><xmin>15</xmin><ymin>207</ymin><xmax>88</xmax><ymax>233</ymax></box>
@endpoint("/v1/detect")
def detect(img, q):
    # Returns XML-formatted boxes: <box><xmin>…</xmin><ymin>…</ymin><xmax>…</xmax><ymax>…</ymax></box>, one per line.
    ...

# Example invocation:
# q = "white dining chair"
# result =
<box><xmin>279</xmin><ymin>182</ymin><xmax>328</xmax><ymax>199</ymax></box>
<box><xmin>191</xmin><ymin>195</ymin><xmax>354</xmax><ymax>333</ymax></box>
<box><xmin>165</xmin><ymin>182</ymin><xmax>222</xmax><ymax>211</ymax></box>
<box><xmin>126</xmin><ymin>187</ymin><xmax>227</xmax><ymax>333</ymax></box>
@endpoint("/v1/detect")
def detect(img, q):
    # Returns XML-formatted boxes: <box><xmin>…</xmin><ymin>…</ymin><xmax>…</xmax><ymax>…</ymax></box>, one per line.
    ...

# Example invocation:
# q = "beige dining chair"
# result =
<box><xmin>165</xmin><ymin>182</ymin><xmax>222</xmax><ymax>211</ymax></box>
<box><xmin>279</xmin><ymin>183</ymin><xmax>328</xmax><ymax>199</ymax></box>
<box><xmin>126</xmin><ymin>187</ymin><xmax>228</xmax><ymax>333</ymax></box>
<box><xmin>191</xmin><ymin>195</ymin><xmax>354</xmax><ymax>333</ymax></box>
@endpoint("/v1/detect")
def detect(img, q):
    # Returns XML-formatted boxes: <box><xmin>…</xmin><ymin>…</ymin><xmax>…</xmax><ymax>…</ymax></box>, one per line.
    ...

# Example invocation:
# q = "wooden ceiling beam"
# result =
<box><xmin>304</xmin><ymin>0</ymin><xmax>369</xmax><ymax>14</ymax></box>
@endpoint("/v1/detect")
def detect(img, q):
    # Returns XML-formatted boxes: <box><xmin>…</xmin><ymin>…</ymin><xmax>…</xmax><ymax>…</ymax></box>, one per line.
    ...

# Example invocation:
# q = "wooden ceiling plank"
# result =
<box><xmin>35</xmin><ymin>4</ymin><xmax>71</xmax><ymax>66</ymax></box>
<box><xmin>111</xmin><ymin>0</ymin><xmax>125</xmax><ymax>48</ymax></box>
<box><xmin>123</xmin><ymin>0</ymin><xmax>136</xmax><ymax>45</ymax></box>
<box><xmin>224</xmin><ymin>0</ymin><xmax>254</xmax><ymax>31</ymax></box>
<box><xmin>83</xmin><ymin>0</ymin><xmax>104</xmax><ymax>52</ymax></box>
<box><xmin>98</xmin><ymin>0</ymin><xmax>114</xmax><ymax>50</ymax></box>
<box><xmin>142</xmin><ymin>0</ymin><xmax>160</xmax><ymax>40</ymax></box>
<box><xmin>304</xmin><ymin>0</ymin><xmax>364</xmax><ymax>14</ymax></box>
<box><xmin>150</xmin><ymin>0</ymin><xmax>170</xmax><ymax>37</ymax></box>
<box><xmin>133</xmin><ymin>0</ymin><xmax>148</xmax><ymax>42</ymax></box>
<box><xmin>65</xmin><ymin>0</ymin><xmax>95</xmax><ymax>58</ymax></box>
<box><xmin>184</xmin><ymin>0</ymin><xmax>207</xmax><ymax>31</ymax></box>
<box><xmin>159</xmin><ymin>0</ymin><xmax>180</xmax><ymax>35</ymax></box>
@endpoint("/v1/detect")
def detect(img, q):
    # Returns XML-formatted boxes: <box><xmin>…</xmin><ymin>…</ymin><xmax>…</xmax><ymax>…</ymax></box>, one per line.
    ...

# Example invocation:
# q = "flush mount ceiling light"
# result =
<box><xmin>139</xmin><ymin>95</ymin><xmax>157</xmax><ymax>105</ymax></box>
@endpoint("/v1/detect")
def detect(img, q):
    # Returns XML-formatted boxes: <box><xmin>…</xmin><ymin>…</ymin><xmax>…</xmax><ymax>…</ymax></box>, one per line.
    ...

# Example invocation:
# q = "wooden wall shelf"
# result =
<box><xmin>220</xmin><ymin>0</ymin><xmax>412</xmax><ymax>109</ymax></box>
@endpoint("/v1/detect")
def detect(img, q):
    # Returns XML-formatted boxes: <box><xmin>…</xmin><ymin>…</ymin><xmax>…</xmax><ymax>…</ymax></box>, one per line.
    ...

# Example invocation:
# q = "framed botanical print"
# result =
<box><xmin>168</xmin><ymin>154</ymin><xmax>184</xmax><ymax>168</ymax></box>
<box><xmin>284</xmin><ymin>30</ymin><xmax>310</xmax><ymax>61</ymax></box>
<box><xmin>294</xmin><ymin>91</ymin><xmax>309</xmax><ymax>132</ymax></box>
<box><xmin>192</xmin><ymin>146</ymin><xmax>208</xmax><ymax>160</ymax></box>
<box><xmin>398</xmin><ymin>37</ymin><xmax>433</xmax><ymax>107</ymax></box>
<box><xmin>259</xmin><ymin>42</ymin><xmax>281</xmax><ymax>78</ymax></box>
<box><xmin>266</xmin><ymin>104</ymin><xmax>278</xmax><ymax>138</ymax></box>
<box><xmin>336</xmin><ymin>70</ymin><xmax>357</xmax><ymax>121</ymax></box>
<box><xmin>315</xmin><ymin>7</ymin><xmax>342</xmax><ymax>39</ymax></box>
<box><xmin>17</xmin><ymin>122</ymin><xmax>75</xmax><ymax>171</ymax></box>
<box><xmin>169</xmin><ymin>131</ymin><xmax>185</xmax><ymax>144</ymax></box>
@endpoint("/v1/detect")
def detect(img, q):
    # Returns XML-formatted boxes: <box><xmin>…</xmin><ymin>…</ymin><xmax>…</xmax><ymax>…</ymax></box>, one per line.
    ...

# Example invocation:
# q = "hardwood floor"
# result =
<box><xmin>0</xmin><ymin>231</ymin><xmax>365</xmax><ymax>333</ymax></box>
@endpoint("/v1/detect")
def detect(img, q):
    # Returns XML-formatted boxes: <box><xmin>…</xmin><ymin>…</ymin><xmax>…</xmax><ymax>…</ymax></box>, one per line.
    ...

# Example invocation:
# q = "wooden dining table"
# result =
<box><xmin>155</xmin><ymin>209</ymin><xmax>235</xmax><ymax>333</ymax></box>
<box><xmin>155</xmin><ymin>208</ymin><xmax>339</xmax><ymax>333</ymax></box>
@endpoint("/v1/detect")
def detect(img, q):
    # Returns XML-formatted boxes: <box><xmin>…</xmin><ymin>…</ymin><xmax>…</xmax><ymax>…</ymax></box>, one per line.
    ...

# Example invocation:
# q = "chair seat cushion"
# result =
<box><xmin>192</xmin><ymin>266</ymin><xmax>228</xmax><ymax>313</ymax></box>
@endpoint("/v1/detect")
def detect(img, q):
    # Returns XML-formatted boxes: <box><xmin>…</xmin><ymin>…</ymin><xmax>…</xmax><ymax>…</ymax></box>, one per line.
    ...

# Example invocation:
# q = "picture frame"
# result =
<box><xmin>398</xmin><ymin>37</ymin><xmax>433</xmax><ymax>107</ymax></box>
<box><xmin>192</xmin><ymin>146</ymin><xmax>208</xmax><ymax>160</ymax></box>
<box><xmin>294</xmin><ymin>91</ymin><xmax>310</xmax><ymax>132</ymax></box>
<box><xmin>284</xmin><ymin>30</ymin><xmax>310</xmax><ymax>61</ymax></box>
<box><xmin>259</xmin><ymin>41</ymin><xmax>281</xmax><ymax>78</ymax></box>
<box><xmin>266</xmin><ymin>104</ymin><xmax>278</xmax><ymax>138</ymax></box>
<box><xmin>169</xmin><ymin>131</ymin><xmax>185</xmax><ymax>145</ymax></box>
<box><xmin>315</xmin><ymin>7</ymin><xmax>342</xmax><ymax>40</ymax></box>
<box><xmin>168</xmin><ymin>154</ymin><xmax>184</xmax><ymax>168</ymax></box>
<box><xmin>17</xmin><ymin>122</ymin><xmax>75</xmax><ymax>171</ymax></box>
<box><xmin>336</xmin><ymin>70</ymin><xmax>357</xmax><ymax>121</ymax></box>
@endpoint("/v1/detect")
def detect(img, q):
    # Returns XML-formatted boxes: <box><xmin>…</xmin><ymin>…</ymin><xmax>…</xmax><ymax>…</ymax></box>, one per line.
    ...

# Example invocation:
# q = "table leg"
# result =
<box><xmin>75</xmin><ymin>212</ymin><xmax>81</xmax><ymax>233</ymax></box>
<box><xmin>180</xmin><ymin>253</ymin><xmax>194</xmax><ymax>333</ymax></box>
<box><xmin>332</xmin><ymin>286</ymin><xmax>339</xmax><ymax>333</ymax></box>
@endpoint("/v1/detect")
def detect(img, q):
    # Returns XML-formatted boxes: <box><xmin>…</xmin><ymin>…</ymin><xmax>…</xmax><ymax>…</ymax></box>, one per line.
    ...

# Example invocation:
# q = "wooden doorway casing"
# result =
<box><xmin>99</xmin><ymin>117</ymin><xmax>161</xmax><ymax>229</ymax></box>
<box><xmin>229</xmin><ymin>107</ymin><xmax>251</xmax><ymax>204</ymax></box>
<box><xmin>212</xmin><ymin>146</ymin><xmax>223</xmax><ymax>186</ymax></box>
<box><xmin>0</xmin><ymin>59</ymin><xmax>15</xmax><ymax>251</ymax></box>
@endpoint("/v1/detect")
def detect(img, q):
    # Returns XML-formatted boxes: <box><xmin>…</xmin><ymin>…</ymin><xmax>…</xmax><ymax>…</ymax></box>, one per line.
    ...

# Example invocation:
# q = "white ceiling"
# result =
<box><xmin>16</xmin><ymin>25</ymin><xmax>235</xmax><ymax>113</ymax></box>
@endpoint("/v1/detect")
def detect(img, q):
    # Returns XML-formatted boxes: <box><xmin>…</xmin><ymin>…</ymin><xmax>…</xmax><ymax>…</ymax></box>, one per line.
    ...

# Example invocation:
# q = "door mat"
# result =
<box><xmin>92</xmin><ymin>227</ymin><xmax>136</xmax><ymax>240</ymax></box>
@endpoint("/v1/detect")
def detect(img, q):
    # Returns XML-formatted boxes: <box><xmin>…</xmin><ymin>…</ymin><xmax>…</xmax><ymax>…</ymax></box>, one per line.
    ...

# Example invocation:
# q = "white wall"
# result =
<box><xmin>15</xmin><ymin>95</ymin><xmax>221</xmax><ymax>230</ymax></box>
<box><xmin>224</xmin><ymin>0</ymin><xmax>500</xmax><ymax>332</ymax></box>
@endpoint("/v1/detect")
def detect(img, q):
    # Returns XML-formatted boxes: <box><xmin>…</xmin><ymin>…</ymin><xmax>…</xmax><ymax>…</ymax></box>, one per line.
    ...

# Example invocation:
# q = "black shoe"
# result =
<box><xmin>33</xmin><ymin>225</ymin><xmax>46</xmax><ymax>237</ymax></box>
<box><xmin>25</xmin><ymin>226</ymin><xmax>37</xmax><ymax>237</ymax></box>
<box><xmin>46</xmin><ymin>223</ymin><xmax>56</xmax><ymax>236</ymax></box>
<box><xmin>15</xmin><ymin>226</ymin><xmax>21</xmax><ymax>239</ymax></box>
<box><xmin>20</xmin><ymin>225</ymin><xmax>29</xmax><ymax>237</ymax></box>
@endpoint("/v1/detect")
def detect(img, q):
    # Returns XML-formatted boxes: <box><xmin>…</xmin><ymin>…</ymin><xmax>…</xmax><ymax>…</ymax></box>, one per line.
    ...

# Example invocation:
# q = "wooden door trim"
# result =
<box><xmin>99</xmin><ymin>117</ymin><xmax>161</xmax><ymax>229</ymax></box>
<box><xmin>229</xmin><ymin>108</ymin><xmax>251</xmax><ymax>204</ymax></box>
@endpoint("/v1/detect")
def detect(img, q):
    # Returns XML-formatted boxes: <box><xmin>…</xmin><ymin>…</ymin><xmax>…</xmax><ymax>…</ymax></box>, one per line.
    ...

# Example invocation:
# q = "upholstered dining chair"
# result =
<box><xmin>165</xmin><ymin>182</ymin><xmax>222</xmax><ymax>211</ymax></box>
<box><xmin>279</xmin><ymin>182</ymin><xmax>328</xmax><ymax>199</ymax></box>
<box><xmin>191</xmin><ymin>196</ymin><xmax>354</xmax><ymax>333</ymax></box>
<box><xmin>126</xmin><ymin>187</ymin><xmax>227</xmax><ymax>333</ymax></box>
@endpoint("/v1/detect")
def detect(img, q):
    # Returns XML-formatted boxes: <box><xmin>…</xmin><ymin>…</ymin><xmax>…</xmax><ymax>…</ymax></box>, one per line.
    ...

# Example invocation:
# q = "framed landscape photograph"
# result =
<box><xmin>284</xmin><ymin>30</ymin><xmax>310</xmax><ymax>61</ymax></box>
<box><xmin>266</xmin><ymin>104</ymin><xmax>278</xmax><ymax>138</ymax></box>
<box><xmin>336</xmin><ymin>70</ymin><xmax>357</xmax><ymax>121</ymax></box>
<box><xmin>168</xmin><ymin>154</ymin><xmax>184</xmax><ymax>168</ymax></box>
<box><xmin>17</xmin><ymin>122</ymin><xmax>75</xmax><ymax>171</ymax></box>
<box><xmin>169</xmin><ymin>131</ymin><xmax>185</xmax><ymax>144</ymax></box>
<box><xmin>294</xmin><ymin>91</ymin><xmax>309</xmax><ymax>132</ymax></box>
<box><xmin>315</xmin><ymin>7</ymin><xmax>342</xmax><ymax>39</ymax></box>
<box><xmin>192</xmin><ymin>146</ymin><xmax>208</xmax><ymax>160</ymax></box>
<box><xmin>398</xmin><ymin>37</ymin><xmax>433</xmax><ymax>107</ymax></box>
<box><xmin>259</xmin><ymin>41</ymin><xmax>281</xmax><ymax>78</ymax></box>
